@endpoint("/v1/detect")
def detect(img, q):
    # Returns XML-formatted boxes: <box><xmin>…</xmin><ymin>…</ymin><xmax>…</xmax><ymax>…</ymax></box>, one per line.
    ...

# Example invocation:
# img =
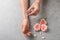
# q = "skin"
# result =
<box><xmin>20</xmin><ymin>0</ymin><xmax>42</xmax><ymax>36</ymax></box>
<box><xmin>27</xmin><ymin>0</ymin><xmax>42</xmax><ymax>16</ymax></box>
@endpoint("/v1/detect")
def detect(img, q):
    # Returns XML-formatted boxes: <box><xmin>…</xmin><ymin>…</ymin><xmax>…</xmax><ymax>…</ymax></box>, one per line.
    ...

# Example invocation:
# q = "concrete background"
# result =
<box><xmin>0</xmin><ymin>0</ymin><xmax>60</xmax><ymax>40</ymax></box>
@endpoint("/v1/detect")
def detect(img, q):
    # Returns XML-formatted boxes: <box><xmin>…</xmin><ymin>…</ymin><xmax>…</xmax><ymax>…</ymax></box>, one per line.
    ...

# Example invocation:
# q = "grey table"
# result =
<box><xmin>0</xmin><ymin>0</ymin><xmax>60</xmax><ymax>40</ymax></box>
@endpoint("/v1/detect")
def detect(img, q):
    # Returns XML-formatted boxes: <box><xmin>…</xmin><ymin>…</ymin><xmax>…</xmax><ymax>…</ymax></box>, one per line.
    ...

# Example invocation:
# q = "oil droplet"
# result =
<box><xmin>33</xmin><ymin>34</ymin><xmax>37</xmax><ymax>37</ymax></box>
<box><xmin>40</xmin><ymin>32</ymin><xmax>42</xmax><ymax>35</ymax></box>
<box><xmin>42</xmin><ymin>36</ymin><xmax>45</xmax><ymax>39</ymax></box>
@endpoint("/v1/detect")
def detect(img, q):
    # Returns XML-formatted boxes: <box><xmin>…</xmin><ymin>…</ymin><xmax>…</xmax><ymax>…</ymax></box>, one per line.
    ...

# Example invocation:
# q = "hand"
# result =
<box><xmin>27</xmin><ymin>1</ymin><xmax>40</xmax><ymax>16</ymax></box>
<box><xmin>21</xmin><ymin>19</ymin><xmax>32</xmax><ymax>36</ymax></box>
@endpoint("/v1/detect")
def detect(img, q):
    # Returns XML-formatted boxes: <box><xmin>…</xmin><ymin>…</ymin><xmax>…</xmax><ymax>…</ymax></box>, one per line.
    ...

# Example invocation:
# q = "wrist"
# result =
<box><xmin>23</xmin><ymin>16</ymin><xmax>28</xmax><ymax>20</ymax></box>
<box><xmin>23</xmin><ymin>18</ymin><xmax>29</xmax><ymax>22</ymax></box>
<box><xmin>23</xmin><ymin>18</ymin><xmax>28</xmax><ymax>20</ymax></box>
<box><xmin>23</xmin><ymin>12</ymin><xmax>29</xmax><ymax>20</ymax></box>
<box><xmin>35</xmin><ymin>0</ymin><xmax>40</xmax><ymax>3</ymax></box>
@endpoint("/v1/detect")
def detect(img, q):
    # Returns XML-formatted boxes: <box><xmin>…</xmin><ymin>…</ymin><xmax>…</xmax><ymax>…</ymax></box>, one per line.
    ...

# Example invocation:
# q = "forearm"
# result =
<box><xmin>35</xmin><ymin>0</ymin><xmax>42</xmax><ymax>4</ymax></box>
<box><xmin>20</xmin><ymin>0</ymin><xmax>29</xmax><ymax>19</ymax></box>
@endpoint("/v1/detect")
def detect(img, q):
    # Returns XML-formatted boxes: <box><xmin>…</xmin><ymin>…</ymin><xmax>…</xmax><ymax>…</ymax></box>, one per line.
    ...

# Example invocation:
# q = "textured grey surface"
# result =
<box><xmin>0</xmin><ymin>0</ymin><xmax>60</xmax><ymax>40</ymax></box>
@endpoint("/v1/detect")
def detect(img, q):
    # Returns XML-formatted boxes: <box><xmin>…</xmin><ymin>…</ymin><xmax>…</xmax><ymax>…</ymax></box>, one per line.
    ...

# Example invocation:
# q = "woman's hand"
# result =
<box><xmin>21</xmin><ymin>19</ymin><xmax>32</xmax><ymax>36</ymax></box>
<box><xmin>27</xmin><ymin>1</ymin><xmax>41</xmax><ymax>16</ymax></box>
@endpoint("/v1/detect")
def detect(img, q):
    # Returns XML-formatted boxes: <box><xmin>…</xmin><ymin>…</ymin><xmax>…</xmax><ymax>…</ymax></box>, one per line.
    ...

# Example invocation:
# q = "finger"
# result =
<box><xmin>27</xmin><ymin>32</ymin><xmax>32</xmax><ymax>36</ymax></box>
<box><xmin>28</xmin><ymin>13</ymin><xmax>36</xmax><ymax>16</ymax></box>
<box><xmin>27</xmin><ymin>6</ymin><xmax>33</xmax><ymax>14</ymax></box>
<box><xmin>29</xmin><ymin>8</ymin><xmax>40</xmax><ymax>16</ymax></box>
<box><xmin>33</xmin><ymin>11</ymin><xmax>39</xmax><ymax>16</ymax></box>
<box><xmin>29</xmin><ymin>12</ymin><xmax>39</xmax><ymax>16</ymax></box>
<box><xmin>28</xmin><ymin>9</ymin><xmax>37</xmax><ymax>16</ymax></box>
<box><xmin>24</xmin><ymin>32</ymin><xmax>32</xmax><ymax>37</ymax></box>
<box><xmin>24</xmin><ymin>33</ymin><xmax>26</xmax><ymax>36</ymax></box>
